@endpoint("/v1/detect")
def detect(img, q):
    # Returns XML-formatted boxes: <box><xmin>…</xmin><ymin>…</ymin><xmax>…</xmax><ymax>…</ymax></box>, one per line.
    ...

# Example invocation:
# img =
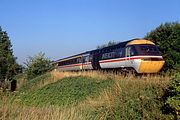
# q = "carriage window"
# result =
<box><xmin>77</xmin><ymin>58</ymin><xmax>82</xmax><ymax>63</ymax></box>
<box><xmin>85</xmin><ymin>56</ymin><xmax>89</xmax><ymax>62</ymax></box>
<box><xmin>111</xmin><ymin>48</ymin><xmax>124</xmax><ymax>58</ymax></box>
<box><xmin>126</xmin><ymin>46</ymin><xmax>137</xmax><ymax>57</ymax></box>
<box><xmin>89</xmin><ymin>56</ymin><xmax>93</xmax><ymax>62</ymax></box>
<box><xmin>119</xmin><ymin>49</ymin><xmax>123</xmax><ymax>57</ymax></box>
<box><xmin>58</xmin><ymin>62</ymin><xmax>61</xmax><ymax>66</ymax></box>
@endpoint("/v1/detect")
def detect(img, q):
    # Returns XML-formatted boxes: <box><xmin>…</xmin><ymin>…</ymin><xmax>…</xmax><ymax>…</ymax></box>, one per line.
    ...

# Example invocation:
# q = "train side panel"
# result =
<box><xmin>58</xmin><ymin>63</ymin><xmax>82</xmax><ymax>71</ymax></box>
<box><xmin>55</xmin><ymin>39</ymin><xmax>165</xmax><ymax>73</ymax></box>
<box><xmin>82</xmin><ymin>62</ymin><xmax>93</xmax><ymax>70</ymax></box>
<box><xmin>99</xmin><ymin>58</ymin><xmax>126</xmax><ymax>69</ymax></box>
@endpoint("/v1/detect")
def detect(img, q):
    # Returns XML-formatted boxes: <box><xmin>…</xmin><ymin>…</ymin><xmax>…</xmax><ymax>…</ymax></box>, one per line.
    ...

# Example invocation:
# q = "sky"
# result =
<box><xmin>0</xmin><ymin>0</ymin><xmax>180</xmax><ymax>64</ymax></box>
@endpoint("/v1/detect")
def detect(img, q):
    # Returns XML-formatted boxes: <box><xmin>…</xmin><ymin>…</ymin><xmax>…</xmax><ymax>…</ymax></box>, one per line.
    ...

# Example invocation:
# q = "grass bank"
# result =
<box><xmin>0</xmin><ymin>71</ymin><xmax>170</xmax><ymax>120</ymax></box>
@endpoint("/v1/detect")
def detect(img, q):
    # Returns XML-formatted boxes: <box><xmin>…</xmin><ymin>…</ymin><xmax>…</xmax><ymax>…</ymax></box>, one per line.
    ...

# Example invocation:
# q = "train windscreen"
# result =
<box><xmin>135</xmin><ymin>44</ymin><xmax>161</xmax><ymax>56</ymax></box>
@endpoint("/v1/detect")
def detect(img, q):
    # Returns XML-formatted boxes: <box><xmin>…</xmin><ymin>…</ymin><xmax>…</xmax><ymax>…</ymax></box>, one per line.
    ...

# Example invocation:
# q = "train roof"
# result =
<box><xmin>54</xmin><ymin>51</ymin><xmax>91</xmax><ymax>63</ymax></box>
<box><xmin>54</xmin><ymin>38</ymin><xmax>142</xmax><ymax>63</ymax></box>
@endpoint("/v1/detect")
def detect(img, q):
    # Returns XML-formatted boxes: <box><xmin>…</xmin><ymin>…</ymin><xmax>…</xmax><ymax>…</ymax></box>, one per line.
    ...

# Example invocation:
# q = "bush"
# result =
<box><xmin>145</xmin><ymin>22</ymin><xmax>180</xmax><ymax>72</ymax></box>
<box><xmin>91</xmin><ymin>80</ymin><xmax>168</xmax><ymax>120</ymax></box>
<box><xmin>163</xmin><ymin>73</ymin><xmax>180</xmax><ymax>119</ymax></box>
<box><xmin>25</xmin><ymin>52</ymin><xmax>54</xmax><ymax>80</ymax></box>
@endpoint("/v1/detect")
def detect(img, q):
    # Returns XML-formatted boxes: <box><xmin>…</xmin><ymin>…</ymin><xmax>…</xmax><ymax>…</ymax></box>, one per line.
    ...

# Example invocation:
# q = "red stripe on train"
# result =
<box><xmin>99</xmin><ymin>57</ymin><xmax>141</xmax><ymax>63</ymax></box>
<box><xmin>59</xmin><ymin>56</ymin><xmax>162</xmax><ymax>68</ymax></box>
<box><xmin>99</xmin><ymin>56</ymin><xmax>162</xmax><ymax>63</ymax></box>
<box><xmin>59</xmin><ymin>62</ymin><xmax>91</xmax><ymax>68</ymax></box>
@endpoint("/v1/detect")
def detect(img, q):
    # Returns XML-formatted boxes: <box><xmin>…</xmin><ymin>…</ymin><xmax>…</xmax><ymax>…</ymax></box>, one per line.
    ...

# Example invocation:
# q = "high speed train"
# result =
<box><xmin>54</xmin><ymin>39</ymin><xmax>165</xmax><ymax>73</ymax></box>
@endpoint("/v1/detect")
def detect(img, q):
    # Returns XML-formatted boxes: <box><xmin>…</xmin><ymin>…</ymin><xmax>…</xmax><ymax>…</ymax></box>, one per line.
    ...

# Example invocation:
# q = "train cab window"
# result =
<box><xmin>140</xmin><ymin>46</ymin><xmax>158</xmax><ymax>52</ymax></box>
<box><xmin>135</xmin><ymin>45</ymin><xmax>160</xmax><ymax>56</ymax></box>
<box><xmin>130</xmin><ymin>47</ymin><xmax>136</xmax><ymax>56</ymax></box>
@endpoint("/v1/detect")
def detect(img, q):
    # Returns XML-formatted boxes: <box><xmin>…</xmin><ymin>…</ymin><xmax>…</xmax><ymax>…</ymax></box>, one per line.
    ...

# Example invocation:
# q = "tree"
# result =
<box><xmin>97</xmin><ymin>40</ymin><xmax>117</xmax><ymax>49</ymax></box>
<box><xmin>24</xmin><ymin>52</ymin><xmax>54</xmax><ymax>80</ymax></box>
<box><xmin>0</xmin><ymin>27</ymin><xmax>19</xmax><ymax>89</ymax></box>
<box><xmin>145</xmin><ymin>22</ymin><xmax>180</xmax><ymax>72</ymax></box>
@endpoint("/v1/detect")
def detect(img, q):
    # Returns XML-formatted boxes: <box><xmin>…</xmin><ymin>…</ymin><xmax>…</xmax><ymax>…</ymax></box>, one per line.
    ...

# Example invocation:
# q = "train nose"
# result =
<box><xmin>138</xmin><ymin>60</ymin><xmax>165</xmax><ymax>73</ymax></box>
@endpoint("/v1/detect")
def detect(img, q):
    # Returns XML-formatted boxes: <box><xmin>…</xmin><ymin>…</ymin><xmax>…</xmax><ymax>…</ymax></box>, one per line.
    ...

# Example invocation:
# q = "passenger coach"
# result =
<box><xmin>54</xmin><ymin>39</ymin><xmax>165</xmax><ymax>73</ymax></box>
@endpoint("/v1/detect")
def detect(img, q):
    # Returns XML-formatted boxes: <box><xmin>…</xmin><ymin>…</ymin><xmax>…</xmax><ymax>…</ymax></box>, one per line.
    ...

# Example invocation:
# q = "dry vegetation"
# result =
<box><xmin>0</xmin><ymin>71</ymin><xmax>170</xmax><ymax>120</ymax></box>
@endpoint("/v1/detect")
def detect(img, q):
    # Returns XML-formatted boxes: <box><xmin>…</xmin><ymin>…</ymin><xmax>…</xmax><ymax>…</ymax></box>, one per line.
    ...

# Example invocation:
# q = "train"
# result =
<box><xmin>54</xmin><ymin>39</ymin><xmax>165</xmax><ymax>73</ymax></box>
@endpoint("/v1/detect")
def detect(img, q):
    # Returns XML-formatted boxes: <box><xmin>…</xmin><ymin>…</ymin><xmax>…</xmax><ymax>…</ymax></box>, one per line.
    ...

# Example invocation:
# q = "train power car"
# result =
<box><xmin>54</xmin><ymin>39</ymin><xmax>165</xmax><ymax>73</ymax></box>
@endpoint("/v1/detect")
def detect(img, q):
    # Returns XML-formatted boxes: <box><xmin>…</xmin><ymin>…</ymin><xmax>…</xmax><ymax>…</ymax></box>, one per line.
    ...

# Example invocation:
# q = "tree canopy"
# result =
<box><xmin>0</xmin><ymin>27</ymin><xmax>19</xmax><ymax>88</ymax></box>
<box><xmin>145</xmin><ymin>22</ymin><xmax>180</xmax><ymax>72</ymax></box>
<box><xmin>97</xmin><ymin>41</ymin><xmax>117</xmax><ymax>49</ymax></box>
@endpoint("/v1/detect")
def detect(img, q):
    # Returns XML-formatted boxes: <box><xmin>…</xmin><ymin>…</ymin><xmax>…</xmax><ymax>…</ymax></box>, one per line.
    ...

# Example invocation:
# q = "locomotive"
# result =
<box><xmin>54</xmin><ymin>39</ymin><xmax>165</xmax><ymax>73</ymax></box>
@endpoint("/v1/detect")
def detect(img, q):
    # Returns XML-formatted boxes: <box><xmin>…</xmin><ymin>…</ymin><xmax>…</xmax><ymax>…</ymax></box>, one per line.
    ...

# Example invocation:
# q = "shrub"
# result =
<box><xmin>164</xmin><ymin>73</ymin><xmax>180</xmax><ymax>119</ymax></box>
<box><xmin>24</xmin><ymin>52</ymin><xmax>54</xmax><ymax>80</ymax></box>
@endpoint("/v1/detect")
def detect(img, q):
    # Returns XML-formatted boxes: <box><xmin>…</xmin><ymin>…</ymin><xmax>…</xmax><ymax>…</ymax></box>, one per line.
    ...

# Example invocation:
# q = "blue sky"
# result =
<box><xmin>0</xmin><ymin>0</ymin><xmax>180</xmax><ymax>64</ymax></box>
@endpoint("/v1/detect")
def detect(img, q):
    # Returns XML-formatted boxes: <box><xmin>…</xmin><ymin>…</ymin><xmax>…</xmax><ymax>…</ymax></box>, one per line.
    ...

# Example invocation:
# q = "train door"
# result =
<box><xmin>125</xmin><ymin>46</ymin><xmax>131</xmax><ymax>67</ymax></box>
<box><xmin>92</xmin><ymin>54</ymin><xmax>101</xmax><ymax>70</ymax></box>
<box><xmin>125</xmin><ymin>46</ymin><xmax>136</xmax><ymax>68</ymax></box>
<box><xmin>82</xmin><ymin>55</ymin><xmax>89</xmax><ymax>70</ymax></box>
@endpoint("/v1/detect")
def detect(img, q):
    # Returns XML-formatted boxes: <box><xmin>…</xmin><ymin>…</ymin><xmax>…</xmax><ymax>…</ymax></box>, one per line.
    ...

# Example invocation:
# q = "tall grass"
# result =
<box><xmin>0</xmin><ymin>71</ymin><xmax>170</xmax><ymax>120</ymax></box>
<box><xmin>0</xmin><ymin>101</ymin><xmax>86</xmax><ymax>120</ymax></box>
<box><xmin>80</xmin><ymin>77</ymin><xmax>169</xmax><ymax>120</ymax></box>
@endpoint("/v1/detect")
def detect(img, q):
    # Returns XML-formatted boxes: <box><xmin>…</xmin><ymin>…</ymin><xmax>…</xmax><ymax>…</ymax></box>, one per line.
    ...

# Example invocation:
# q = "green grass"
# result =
<box><xmin>19</xmin><ymin>76</ymin><xmax>114</xmax><ymax>106</ymax></box>
<box><xmin>19</xmin><ymin>73</ymin><xmax>52</xmax><ymax>92</ymax></box>
<box><xmin>1</xmin><ymin>71</ymin><xmax>173</xmax><ymax>120</ymax></box>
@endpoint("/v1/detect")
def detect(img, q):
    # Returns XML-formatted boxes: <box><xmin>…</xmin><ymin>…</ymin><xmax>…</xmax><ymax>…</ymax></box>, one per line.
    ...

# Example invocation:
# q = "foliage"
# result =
<box><xmin>19</xmin><ymin>73</ymin><xmax>52</xmax><ymax>92</ymax></box>
<box><xmin>145</xmin><ymin>22</ymin><xmax>180</xmax><ymax>72</ymax></box>
<box><xmin>90</xmin><ymin>80</ymin><xmax>168</xmax><ymax>120</ymax></box>
<box><xmin>0</xmin><ymin>27</ymin><xmax>19</xmax><ymax>89</ymax></box>
<box><xmin>24</xmin><ymin>52</ymin><xmax>54</xmax><ymax>80</ymax></box>
<box><xmin>19</xmin><ymin>76</ymin><xmax>114</xmax><ymax>106</ymax></box>
<box><xmin>97</xmin><ymin>40</ymin><xmax>117</xmax><ymax>49</ymax></box>
<box><xmin>163</xmin><ymin>73</ymin><xmax>180</xmax><ymax>119</ymax></box>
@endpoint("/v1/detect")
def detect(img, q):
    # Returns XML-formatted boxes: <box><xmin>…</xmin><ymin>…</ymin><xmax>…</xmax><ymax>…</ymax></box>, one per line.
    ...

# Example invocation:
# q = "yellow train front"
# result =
<box><xmin>124</xmin><ymin>39</ymin><xmax>165</xmax><ymax>73</ymax></box>
<box><xmin>55</xmin><ymin>39</ymin><xmax>165</xmax><ymax>74</ymax></box>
